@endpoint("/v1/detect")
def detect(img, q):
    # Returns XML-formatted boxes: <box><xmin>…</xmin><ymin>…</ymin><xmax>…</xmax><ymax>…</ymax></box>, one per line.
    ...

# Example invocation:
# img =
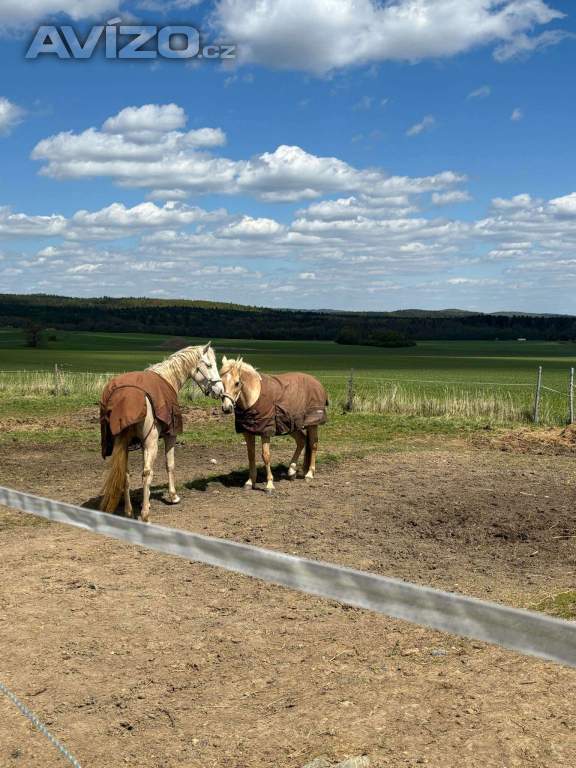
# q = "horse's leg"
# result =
<box><xmin>287</xmin><ymin>430</ymin><xmax>306</xmax><ymax>480</ymax></box>
<box><xmin>262</xmin><ymin>436</ymin><xmax>275</xmax><ymax>493</ymax></box>
<box><xmin>244</xmin><ymin>432</ymin><xmax>257</xmax><ymax>490</ymax></box>
<box><xmin>124</xmin><ymin>466</ymin><xmax>133</xmax><ymax>518</ymax></box>
<box><xmin>164</xmin><ymin>435</ymin><xmax>180</xmax><ymax>504</ymax></box>
<box><xmin>305</xmin><ymin>425</ymin><xmax>319</xmax><ymax>482</ymax></box>
<box><xmin>140</xmin><ymin>401</ymin><xmax>159</xmax><ymax>523</ymax></box>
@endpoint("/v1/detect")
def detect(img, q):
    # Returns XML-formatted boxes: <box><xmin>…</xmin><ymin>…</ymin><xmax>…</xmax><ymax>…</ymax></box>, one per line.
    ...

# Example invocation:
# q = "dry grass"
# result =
<box><xmin>0</xmin><ymin>370</ymin><xmax>204</xmax><ymax>400</ymax></box>
<box><xmin>348</xmin><ymin>383</ymin><xmax>533</xmax><ymax>424</ymax></box>
<box><xmin>0</xmin><ymin>371</ymin><xmax>568</xmax><ymax>427</ymax></box>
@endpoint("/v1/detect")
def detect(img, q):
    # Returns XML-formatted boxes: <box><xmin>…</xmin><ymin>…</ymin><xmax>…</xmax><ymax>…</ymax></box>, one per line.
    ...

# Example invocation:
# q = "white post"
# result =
<box><xmin>569</xmin><ymin>367</ymin><xmax>574</xmax><ymax>425</ymax></box>
<box><xmin>533</xmin><ymin>366</ymin><xmax>542</xmax><ymax>424</ymax></box>
<box><xmin>345</xmin><ymin>368</ymin><xmax>355</xmax><ymax>412</ymax></box>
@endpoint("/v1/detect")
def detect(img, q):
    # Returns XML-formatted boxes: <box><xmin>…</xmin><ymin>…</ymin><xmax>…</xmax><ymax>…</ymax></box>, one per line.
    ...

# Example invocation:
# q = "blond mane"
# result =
<box><xmin>221</xmin><ymin>357</ymin><xmax>262</xmax><ymax>381</ymax></box>
<box><xmin>148</xmin><ymin>346</ymin><xmax>202</xmax><ymax>391</ymax></box>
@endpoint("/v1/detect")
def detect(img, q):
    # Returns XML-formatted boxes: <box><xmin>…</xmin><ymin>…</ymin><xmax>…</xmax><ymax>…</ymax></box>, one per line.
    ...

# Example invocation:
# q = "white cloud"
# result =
<box><xmin>0</xmin><ymin>0</ymin><xmax>120</xmax><ymax>26</ymax></box>
<box><xmin>147</xmin><ymin>188</ymin><xmax>190</xmax><ymax>201</ymax></box>
<box><xmin>103</xmin><ymin>104</ymin><xmax>187</xmax><ymax>140</ymax></box>
<box><xmin>0</xmin><ymin>97</ymin><xmax>24</xmax><ymax>135</ymax></box>
<box><xmin>467</xmin><ymin>85</ymin><xmax>491</xmax><ymax>99</ymax></box>
<box><xmin>298</xmin><ymin>195</ymin><xmax>416</xmax><ymax>221</ymax></box>
<box><xmin>32</xmin><ymin>105</ymin><xmax>465</xmax><ymax>202</ymax></box>
<box><xmin>407</xmin><ymin>115</ymin><xmax>435</xmax><ymax>137</ymax></box>
<box><xmin>494</xmin><ymin>29</ymin><xmax>573</xmax><ymax>62</ymax></box>
<box><xmin>432</xmin><ymin>190</ymin><xmax>472</xmax><ymax>206</ymax></box>
<box><xmin>67</xmin><ymin>201</ymin><xmax>225</xmax><ymax>240</ymax></box>
<box><xmin>491</xmin><ymin>193</ymin><xmax>534</xmax><ymax>210</ymax></box>
<box><xmin>218</xmin><ymin>216</ymin><xmax>285</xmax><ymax>239</ymax></box>
<box><xmin>137</xmin><ymin>0</ymin><xmax>201</xmax><ymax>10</ymax></box>
<box><xmin>213</xmin><ymin>0</ymin><xmax>566</xmax><ymax>75</ymax></box>
<box><xmin>511</xmin><ymin>107</ymin><xmax>524</xmax><ymax>122</ymax></box>
<box><xmin>5</xmin><ymin>186</ymin><xmax>576</xmax><ymax>311</ymax></box>
<box><xmin>0</xmin><ymin>206</ymin><xmax>67</xmax><ymax>237</ymax></box>
<box><xmin>0</xmin><ymin>201</ymin><xmax>227</xmax><ymax>242</ymax></box>
<box><xmin>549</xmin><ymin>193</ymin><xmax>576</xmax><ymax>216</ymax></box>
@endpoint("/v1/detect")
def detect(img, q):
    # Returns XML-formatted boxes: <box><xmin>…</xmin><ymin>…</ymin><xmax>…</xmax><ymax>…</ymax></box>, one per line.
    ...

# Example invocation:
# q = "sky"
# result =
<box><xmin>0</xmin><ymin>0</ymin><xmax>575</xmax><ymax>313</ymax></box>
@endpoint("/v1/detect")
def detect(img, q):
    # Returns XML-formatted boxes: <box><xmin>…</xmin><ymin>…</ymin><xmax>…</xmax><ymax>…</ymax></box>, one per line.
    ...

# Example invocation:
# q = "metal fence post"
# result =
<box><xmin>345</xmin><ymin>368</ymin><xmax>355</xmax><ymax>412</ymax></box>
<box><xmin>569</xmin><ymin>367</ymin><xmax>574</xmax><ymax>425</ymax></box>
<box><xmin>533</xmin><ymin>366</ymin><xmax>542</xmax><ymax>424</ymax></box>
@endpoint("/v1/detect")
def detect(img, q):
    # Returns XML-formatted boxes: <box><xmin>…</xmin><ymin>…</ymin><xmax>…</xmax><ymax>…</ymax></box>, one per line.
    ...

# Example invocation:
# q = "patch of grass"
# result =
<box><xmin>533</xmin><ymin>591</ymin><xmax>576</xmax><ymax>620</ymax></box>
<box><xmin>0</xmin><ymin>427</ymin><xmax>100</xmax><ymax>447</ymax></box>
<box><xmin>2</xmin><ymin>330</ymin><xmax>574</xmax><ymax>443</ymax></box>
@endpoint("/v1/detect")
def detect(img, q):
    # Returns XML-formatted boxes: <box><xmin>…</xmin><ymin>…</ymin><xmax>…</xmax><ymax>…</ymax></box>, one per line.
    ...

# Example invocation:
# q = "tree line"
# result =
<box><xmin>1</xmin><ymin>294</ymin><xmax>576</xmax><ymax>343</ymax></box>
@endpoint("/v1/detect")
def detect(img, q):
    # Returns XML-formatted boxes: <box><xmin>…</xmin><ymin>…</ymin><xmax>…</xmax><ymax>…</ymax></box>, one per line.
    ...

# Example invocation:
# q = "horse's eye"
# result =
<box><xmin>235</xmin><ymin>380</ymin><xmax>240</xmax><ymax>386</ymax></box>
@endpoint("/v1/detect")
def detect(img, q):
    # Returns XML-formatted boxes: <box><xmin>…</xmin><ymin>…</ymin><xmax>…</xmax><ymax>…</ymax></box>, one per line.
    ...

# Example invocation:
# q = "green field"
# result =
<box><xmin>2</xmin><ymin>327</ymin><xmax>576</xmax><ymax>378</ymax></box>
<box><xmin>1</xmin><ymin>328</ymin><xmax>575</xmax><ymax>441</ymax></box>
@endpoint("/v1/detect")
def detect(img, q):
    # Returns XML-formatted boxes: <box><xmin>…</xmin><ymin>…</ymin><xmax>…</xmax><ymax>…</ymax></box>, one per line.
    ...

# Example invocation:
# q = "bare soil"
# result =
<box><xmin>1</xmin><ymin>436</ymin><xmax>576</xmax><ymax>768</ymax></box>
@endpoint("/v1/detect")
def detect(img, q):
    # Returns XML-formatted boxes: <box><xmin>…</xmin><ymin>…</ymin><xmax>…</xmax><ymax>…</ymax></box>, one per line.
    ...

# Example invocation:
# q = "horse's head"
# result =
<box><xmin>220</xmin><ymin>355</ymin><xmax>244</xmax><ymax>414</ymax></box>
<box><xmin>192</xmin><ymin>342</ymin><xmax>224</xmax><ymax>399</ymax></box>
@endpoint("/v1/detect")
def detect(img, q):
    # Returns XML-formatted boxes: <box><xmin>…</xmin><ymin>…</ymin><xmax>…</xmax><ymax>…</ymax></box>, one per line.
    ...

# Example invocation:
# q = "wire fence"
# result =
<box><xmin>0</xmin><ymin>680</ymin><xmax>82</xmax><ymax>768</ymax></box>
<box><xmin>0</xmin><ymin>366</ymin><xmax>574</xmax><ymax>426</ymax></box>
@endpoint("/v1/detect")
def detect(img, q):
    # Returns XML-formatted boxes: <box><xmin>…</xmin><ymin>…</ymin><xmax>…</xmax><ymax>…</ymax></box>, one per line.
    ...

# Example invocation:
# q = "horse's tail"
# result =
<box><xmin>100</xmin><ymin>428</ymin><xmax>133</xmax><ymax>513</ymax></box>
<box><xmin>304</xmin><ymin>429</ymin><xmax>313</xmax><ymax>474</ymax></box>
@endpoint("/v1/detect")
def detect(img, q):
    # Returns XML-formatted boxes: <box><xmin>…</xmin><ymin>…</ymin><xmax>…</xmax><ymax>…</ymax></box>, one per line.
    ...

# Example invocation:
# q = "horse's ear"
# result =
<box><xmin>222</xmin><ymin>355</ymin><xmax>228</xmax><ymax>366</ymax></box>
<box><xmin>237</xmin><ymin>357</ymin><xmax>244</xmax><ymax>368</ymax></box>
<box><xmin>203</xmin><ymin>341</ymin><xmax>212</xmax><ymax>353</ymax></box>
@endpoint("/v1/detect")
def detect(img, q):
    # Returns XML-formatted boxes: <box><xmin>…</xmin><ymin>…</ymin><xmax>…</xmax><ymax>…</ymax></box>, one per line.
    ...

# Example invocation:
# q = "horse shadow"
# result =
<box><xmin>184</xmin><ymin>463</ymin><xmax>291</xmax><ymax>492</ymax></box>
<box><xmin>83</xmin><ymin>464</ymin><xmax>294</xmax><ymax>511</ymax></box>
<box><xmin>82</xmin><ymin>483</ymin><xmax>178</xmax><ymax>512</ymax></box>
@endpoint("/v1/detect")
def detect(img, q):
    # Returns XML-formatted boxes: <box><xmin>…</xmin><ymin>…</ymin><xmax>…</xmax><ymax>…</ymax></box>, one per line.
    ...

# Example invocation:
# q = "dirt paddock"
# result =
<box><xmin>1</xmin><ymin>437</ymin><xmax>576</xmax><ymax>767</ymax></box>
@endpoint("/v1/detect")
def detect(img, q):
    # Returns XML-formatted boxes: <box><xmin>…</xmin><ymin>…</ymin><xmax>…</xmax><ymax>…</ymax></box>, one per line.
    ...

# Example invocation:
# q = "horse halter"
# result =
<box><xmin>194</xmin><ymin>359</ymin><xmax>222</xmax><ymax>398</ymax></box>
<box><xmin>222</xmin><ymin>387</ymin><xmax>242</xmax><ymax>408</ymax></box>
<box><xmin>221</xmin><ymin>380</ymin><xmax>243</xmax><ymax>409</ymax></box>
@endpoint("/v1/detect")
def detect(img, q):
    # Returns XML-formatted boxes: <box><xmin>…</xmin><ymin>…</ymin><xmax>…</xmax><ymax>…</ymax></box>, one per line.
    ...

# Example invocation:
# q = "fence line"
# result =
<box><xmin>0</xmin><ymin>369</ymin><xmax>549</xmax><ymax>388</ymax></box>
<box><xmin>0</xmin><ymin>680</ymin><xmax>82</xmax><ymax>768</ymax></box>
<box><xmin>2</xmin><ymin>485</ymin><xmax>576</xmax><ymax>669</ymax></box>
<box><xmin>0</xmin><ymin>369</ymin><xmax>571</xmax><ymax>390</ymax></box>
<box><xmin>323</xmin><ymin>375</ymin><xmax>537</xmax><ymax>388</ymax></box>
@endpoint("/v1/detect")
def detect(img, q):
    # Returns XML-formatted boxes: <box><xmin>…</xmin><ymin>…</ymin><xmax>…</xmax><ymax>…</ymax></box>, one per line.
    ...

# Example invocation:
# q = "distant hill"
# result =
<box><xmin>386</xmin><ymin>308</ymin><xmax>479</xmax><ymax>318</ymax></box>
<box><xmin>1</xmin><ymin>294</ymin><xmax>575</xmax><ymax>342</ymax></box>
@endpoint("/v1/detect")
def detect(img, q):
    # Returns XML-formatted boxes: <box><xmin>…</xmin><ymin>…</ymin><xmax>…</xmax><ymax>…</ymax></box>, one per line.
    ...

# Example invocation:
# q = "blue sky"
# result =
<box><xmin>0</xmin><ymin>0</ymin><xmax>575</xmax><ymax>312</ymax></box>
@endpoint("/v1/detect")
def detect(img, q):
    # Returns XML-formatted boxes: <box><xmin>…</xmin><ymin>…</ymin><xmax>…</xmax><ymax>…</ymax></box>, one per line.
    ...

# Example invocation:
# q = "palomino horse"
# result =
<box><xmin>220</xmin><ymin>356</ymin><xmax>328</xmax><ymax>493</ymax></box>
<box><xmin>100</xmin><ymin>343</ymin><xmax>223</xmax><ymax>521</ymax></box>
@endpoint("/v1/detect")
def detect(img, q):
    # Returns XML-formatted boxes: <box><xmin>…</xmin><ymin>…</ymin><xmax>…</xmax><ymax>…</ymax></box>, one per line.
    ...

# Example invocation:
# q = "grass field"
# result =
<box><xmin>1</xmin><ymin>328</ymin><xmax>575</xmax><ymax>437</ymax></box>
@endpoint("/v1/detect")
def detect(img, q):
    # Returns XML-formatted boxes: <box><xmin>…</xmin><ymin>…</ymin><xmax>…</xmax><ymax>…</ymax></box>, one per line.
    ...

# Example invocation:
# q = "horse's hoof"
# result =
<box><xmin>266</xmin><ymin>487</ymin><xmax>275</xmax><ymax>495</ymax></box>
<box><xmin>244</xmin><ymin>483</ymin><xmax>253</xmax><ymax>491</ymax></box>
<box><xmin>167</xmin><ymin>495</ymin><xmax>181</xmax><ymax>505</ymax></box>
<box><xmin>305</xmin><ymin>474</ymin><xmax>314</xmax><ymax>482</ymax></box>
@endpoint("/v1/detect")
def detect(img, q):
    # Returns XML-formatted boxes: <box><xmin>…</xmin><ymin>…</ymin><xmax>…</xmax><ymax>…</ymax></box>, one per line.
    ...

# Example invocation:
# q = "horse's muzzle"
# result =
<box><xmin>210</xmin><ymin>381</ymin><xmax>225</xmax><ymax>399</ymax></box>
<box><xmin>221</xmin><ymin>393</ymin><xmax>235</xmax><ymax>414</ymax></box>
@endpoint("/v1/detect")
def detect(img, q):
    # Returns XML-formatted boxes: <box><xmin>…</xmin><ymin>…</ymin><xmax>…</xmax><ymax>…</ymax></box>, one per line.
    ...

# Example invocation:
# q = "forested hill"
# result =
<box><xmin>1</xmin><ymin>294</ymin><xmax>575</xmax><ymax>341</ymax></box>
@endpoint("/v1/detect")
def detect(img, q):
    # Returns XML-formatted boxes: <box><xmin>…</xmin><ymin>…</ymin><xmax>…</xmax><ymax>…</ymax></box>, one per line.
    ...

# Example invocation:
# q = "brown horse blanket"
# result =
<box><xmin>235</xmin><ymin>373</ymin><xmax>327</xmax><ymax>437</ymax></box>
<box><xmin>100</xmin><ymin>370</ymin><xmax>183</xmax><ymax>458</ymax></box>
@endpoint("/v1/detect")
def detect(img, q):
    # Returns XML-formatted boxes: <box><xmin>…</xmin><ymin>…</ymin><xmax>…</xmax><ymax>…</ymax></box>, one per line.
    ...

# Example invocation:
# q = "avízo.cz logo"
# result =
<box><xmin>26</xmin><ymin>18</ymin><xmax>236</xmax><ymax>61</ymax></box>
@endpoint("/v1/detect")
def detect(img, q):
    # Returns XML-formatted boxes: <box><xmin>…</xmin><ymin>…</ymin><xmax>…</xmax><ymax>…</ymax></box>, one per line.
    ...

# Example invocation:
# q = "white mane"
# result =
<box><xmin>148</xmin><ymin>346</ymin><xmax>203</xmax><ymax>391</ymax></box>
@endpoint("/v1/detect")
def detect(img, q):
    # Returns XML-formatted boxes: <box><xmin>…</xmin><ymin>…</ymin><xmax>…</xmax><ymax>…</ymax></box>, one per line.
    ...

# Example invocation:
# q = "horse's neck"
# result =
<box><xmin>156</xmin><ymin>367</ymin><xmax>184</xmax><ymax>393</ymax></box>
<box><xmin>150</xmin><ymin>350</ymin><xmax>199</xmax><ymax>393</ymax></box>
<box><xmin>239</xmin><ymin>369</ymin><xmax>262</xmax><ymax>409</ymax></box>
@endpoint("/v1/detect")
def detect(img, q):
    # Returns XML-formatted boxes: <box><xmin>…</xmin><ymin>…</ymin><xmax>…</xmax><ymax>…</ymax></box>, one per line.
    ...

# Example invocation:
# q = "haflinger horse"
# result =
<box><xmin>99</xmin><ymin>343</ymin><xmax>223</xmax><ymax>521</ymax></box>
<box><xmin>220</xmin><ymin>356</ymin><xmax>328</xmax><ymax>493</ymax></box>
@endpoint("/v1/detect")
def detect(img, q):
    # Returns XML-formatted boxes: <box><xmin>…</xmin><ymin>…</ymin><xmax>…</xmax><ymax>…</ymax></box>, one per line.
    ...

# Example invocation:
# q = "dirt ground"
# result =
<box><xmin>1</xmin><ymin>434</ymin><xmax>576</xmax><ymax>768</ymax></box>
